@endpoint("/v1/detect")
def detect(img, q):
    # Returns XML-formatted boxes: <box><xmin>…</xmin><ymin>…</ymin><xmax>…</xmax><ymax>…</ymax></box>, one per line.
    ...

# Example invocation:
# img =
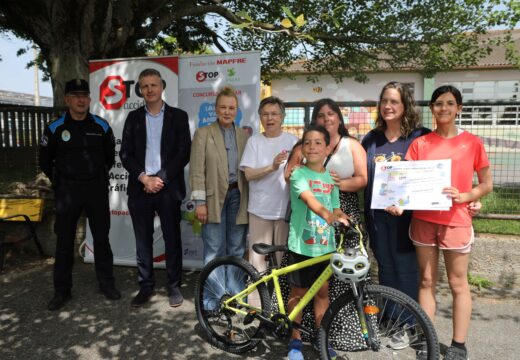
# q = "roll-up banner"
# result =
<box><xmin>85</xmin><ymin>51</ymin><xmax>260</xmax><ymax>270</ymax></box>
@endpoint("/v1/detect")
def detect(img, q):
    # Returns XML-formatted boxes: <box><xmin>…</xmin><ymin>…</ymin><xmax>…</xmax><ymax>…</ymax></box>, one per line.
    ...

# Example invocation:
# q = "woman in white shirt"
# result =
<box><xmin>240</xmin><ymin>96</ymin><xmax>298</xmax><ymax>275</ymax></box>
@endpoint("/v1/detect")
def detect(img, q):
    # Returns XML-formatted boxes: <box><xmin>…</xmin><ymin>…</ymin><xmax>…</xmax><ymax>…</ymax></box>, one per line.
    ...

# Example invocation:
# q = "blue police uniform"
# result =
<box><xmin>39</xmin><ymin>110</ymin><xmax>116</xmax><ymax>295</ymax></box>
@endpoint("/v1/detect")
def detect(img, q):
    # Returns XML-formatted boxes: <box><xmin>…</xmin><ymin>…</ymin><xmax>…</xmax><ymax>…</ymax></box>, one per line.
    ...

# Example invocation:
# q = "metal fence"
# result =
<box><xmin>0</xmin><ymin>105</ymin><xmax>63</xmax><ymax>190</ymax></box>
<box><xmin>1</xmin><ymin>102</ymin><xmax>518</xmax><ymax>215</ymax></box>
<box><xmin>282</xmin><ymin>101</ymin><xmax>520</xmax><ymax>216</ymax></box>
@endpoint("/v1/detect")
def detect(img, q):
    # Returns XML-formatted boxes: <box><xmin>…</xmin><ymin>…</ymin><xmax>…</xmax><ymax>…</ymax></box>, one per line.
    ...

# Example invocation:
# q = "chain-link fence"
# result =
<box><xmin>283</xmin><ymin>101</ymin><xmax>520</xmax><ymax>217</ymax></box>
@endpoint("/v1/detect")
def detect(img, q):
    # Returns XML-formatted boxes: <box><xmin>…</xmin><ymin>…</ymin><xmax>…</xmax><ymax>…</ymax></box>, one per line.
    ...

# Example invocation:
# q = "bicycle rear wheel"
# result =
<box><xmin>194</xmin><ymin>256</ymin><xmax>271</xmax><ymax>354</ymax></box>
<box><xmin>318</xmin><ymin>284</ymin><xmax>439</xmax><ymax>360</ymax></box>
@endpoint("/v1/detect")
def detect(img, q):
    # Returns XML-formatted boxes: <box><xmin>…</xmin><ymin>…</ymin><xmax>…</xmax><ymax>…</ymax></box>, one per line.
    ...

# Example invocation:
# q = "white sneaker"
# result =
<box><xmin>388</xmin><ymin>325</ymin><xmax>417</xmax><ymax>350</ymax></box>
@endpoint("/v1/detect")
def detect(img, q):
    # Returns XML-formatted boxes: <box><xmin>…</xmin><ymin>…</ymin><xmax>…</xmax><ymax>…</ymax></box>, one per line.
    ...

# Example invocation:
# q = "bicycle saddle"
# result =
<box><xmin>252</xmin><ymin>243</ymin><xmax>288</xmax><ymax>255</ymax></box>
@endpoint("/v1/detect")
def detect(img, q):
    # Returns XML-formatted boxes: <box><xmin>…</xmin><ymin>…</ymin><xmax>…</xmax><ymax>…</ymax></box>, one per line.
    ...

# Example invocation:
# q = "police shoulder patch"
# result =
<box><xmin>92</xmin><ymin>115</ymin><xmax>110</xmax><ymax>133</ymax></box>
<box><xmin>48</xmin><ymin>115</ymin><xmax>66</xmax><ymax>134</ymax></box>
<box><xmin>40</xmin><ymin>134</ymin><xmax>48</xmax><ymax>146</ymax></box>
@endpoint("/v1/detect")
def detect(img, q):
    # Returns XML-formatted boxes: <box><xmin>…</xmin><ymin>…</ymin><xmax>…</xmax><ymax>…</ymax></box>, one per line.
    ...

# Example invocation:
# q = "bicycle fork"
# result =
<box><xmin>352</xmin><ymin>282</ymin><xmax>380</xmax><ymax>351</ymax></box>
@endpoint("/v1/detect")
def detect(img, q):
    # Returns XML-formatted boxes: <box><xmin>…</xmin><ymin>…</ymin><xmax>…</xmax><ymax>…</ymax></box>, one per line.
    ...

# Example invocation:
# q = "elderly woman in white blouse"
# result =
<box><xmin>240</xmin><ymin>96</ymin><xmax>298</xmax><ymax>278</ymax></box>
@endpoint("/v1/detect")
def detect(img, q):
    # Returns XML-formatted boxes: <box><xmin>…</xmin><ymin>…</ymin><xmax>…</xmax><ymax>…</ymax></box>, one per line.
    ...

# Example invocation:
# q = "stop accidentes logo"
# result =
<box><xmin>99</xmin><ymin>76</ymin><xmax>127</xmax><ymax>110</ymax></box>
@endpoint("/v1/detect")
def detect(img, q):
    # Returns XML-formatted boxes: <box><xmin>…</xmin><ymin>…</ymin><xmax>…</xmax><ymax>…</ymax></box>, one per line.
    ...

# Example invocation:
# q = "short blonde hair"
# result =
<box><xmin>138</xmin><ymin>68</ymin><xmax>163</xmax><ymax>88</ymax></box>
<box><xmin>216</xmin><ymin>86</ymin><xmax>239</xmax><ymax>107</ymax></box>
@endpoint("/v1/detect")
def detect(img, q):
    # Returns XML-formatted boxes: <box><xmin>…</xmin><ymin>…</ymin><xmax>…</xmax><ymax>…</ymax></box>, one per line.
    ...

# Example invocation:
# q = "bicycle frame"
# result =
<box><xmin>222</xmin><ymin>252</ymin><xmax>333</xmax><ymax>321</ymax></box>
<box><xmin>222</xmin><ymin>223</ymin><xmax>365</xmax><ymax>331</ymax></box>
<box><xmin>197</xmin><ymin>222</ymin><xmax>440</xmax><ymax>358</ymax></box>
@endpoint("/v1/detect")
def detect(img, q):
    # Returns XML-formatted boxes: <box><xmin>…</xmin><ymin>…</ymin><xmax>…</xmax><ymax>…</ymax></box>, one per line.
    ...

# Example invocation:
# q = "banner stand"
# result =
<box><xmin>85</xmin><ymin>51</ymin><xmax>261</xmax><ymax>270</ymax></box>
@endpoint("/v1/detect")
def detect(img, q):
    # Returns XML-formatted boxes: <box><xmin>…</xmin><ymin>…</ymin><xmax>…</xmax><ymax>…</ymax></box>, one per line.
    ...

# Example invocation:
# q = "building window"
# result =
<box><xmin>446</xmin><ymin>80</ymin><xmax>519</xmax><ymax>100</ymax></box>
<box><xmin>444</xmin><ymin>80</ymin><xmax>520</xmax><ymax>126</ymax></box>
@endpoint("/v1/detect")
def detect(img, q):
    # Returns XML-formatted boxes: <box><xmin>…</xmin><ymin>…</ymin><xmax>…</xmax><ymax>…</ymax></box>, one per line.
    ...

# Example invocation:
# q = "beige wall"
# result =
<box><xmin>271</xmin><ymin>69</ymin><xmax>520</xmax><ymax>103</ymax></box>
<box><xmin>271</xmin><ymin>72</ymin><xmax>424</xmax><ymax>102</ymax></box>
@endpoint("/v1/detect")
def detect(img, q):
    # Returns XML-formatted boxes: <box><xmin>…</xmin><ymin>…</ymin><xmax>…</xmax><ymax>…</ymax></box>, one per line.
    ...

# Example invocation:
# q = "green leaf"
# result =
<box><xmin>281</xmin><ymin>6</ymin><xmax>297</xmax><ymax>23</ymax></box>
<box><xmin>332</xmin><ymin>4</ymin><xmax>347</xmax><ymax>15</ymax></box>
<box><xmin>294</xmin><ymin>14</ymin><xmax>306</xmax><ymax>28</ymax></box>
<box><xmin>236</xmin><ymin>10</ymin><xmax>253</xmax><ymax>22</ymax></box>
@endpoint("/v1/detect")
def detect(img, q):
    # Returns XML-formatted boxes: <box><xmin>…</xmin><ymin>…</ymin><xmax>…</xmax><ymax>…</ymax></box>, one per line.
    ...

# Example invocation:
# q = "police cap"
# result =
<box><xmin>65</xmin><ymin>79</ymin><xmax>90</xmax><ymax>94</ymax></box>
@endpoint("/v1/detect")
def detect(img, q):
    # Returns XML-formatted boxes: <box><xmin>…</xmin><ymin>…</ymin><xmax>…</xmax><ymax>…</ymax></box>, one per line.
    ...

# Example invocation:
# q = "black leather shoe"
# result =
<box><xmin>47</xmin><ymin>292</ymin><xmax>72</xmax><ymax>311</ymax></box>
<box><xmin>169</xmin><ymin>287</ymin><xmax>183</xmax><ymax>307</ymax></box>
<box><xmin>130</xmin><ymin>289</ymin><xmax>154</xmax><ymax>308</ymax></box>
<box><xmin>100</xmin><ymin>285</ymin><xmax>121</xmax><ymax>300</ymax></box>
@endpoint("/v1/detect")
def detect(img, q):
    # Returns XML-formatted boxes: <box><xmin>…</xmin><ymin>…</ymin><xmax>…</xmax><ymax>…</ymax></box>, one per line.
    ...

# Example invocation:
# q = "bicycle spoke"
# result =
<box><xmin>319</xmin><ymin>284</ymin><xmax>439</xmax><ymax>360</ymax></box>
<box><xmin>195</xmin><ymin>257</ymin><xmax>271</xmax><ymax>354</ymax></box>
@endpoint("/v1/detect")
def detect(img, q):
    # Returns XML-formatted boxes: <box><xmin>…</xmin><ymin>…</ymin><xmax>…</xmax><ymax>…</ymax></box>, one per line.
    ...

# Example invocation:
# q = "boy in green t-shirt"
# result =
<box><xmin>287</xmin><ymin>125</ymin><xmax>349</xmax><ymax>360</ymax></box>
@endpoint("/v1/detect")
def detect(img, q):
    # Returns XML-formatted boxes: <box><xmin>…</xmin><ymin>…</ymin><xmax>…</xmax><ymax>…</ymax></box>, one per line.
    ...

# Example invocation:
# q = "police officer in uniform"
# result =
<box><xmin>39</xmin><ymin>79</ymin><xmax>121</xmax><ymax>311</ymax></box>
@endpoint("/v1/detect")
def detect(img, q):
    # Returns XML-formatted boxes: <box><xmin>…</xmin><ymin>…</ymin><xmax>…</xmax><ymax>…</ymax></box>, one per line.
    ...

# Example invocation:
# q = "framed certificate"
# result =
<box><xmin>370</xmin><ymin>159</ymin><xmax>452</xmax><ymax>210</ymax></box>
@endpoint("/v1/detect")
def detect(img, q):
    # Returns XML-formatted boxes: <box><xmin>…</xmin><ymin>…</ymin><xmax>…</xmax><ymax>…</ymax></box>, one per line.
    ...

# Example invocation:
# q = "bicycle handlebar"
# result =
<box><xmin>331</xmin><ymin>218</ymin><xmax>358</xmax><ymax>232</ymax></box>
<box><xmin>331</xmin><ymin>219</ymin><xmax>366</xmax><ymax>254</ymax></box>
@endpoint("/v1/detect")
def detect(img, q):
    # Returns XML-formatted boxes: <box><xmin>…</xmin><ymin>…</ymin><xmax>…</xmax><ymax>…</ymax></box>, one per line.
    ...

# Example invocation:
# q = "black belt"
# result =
<box><xmin>228</xmin><ymin>182</ymin><xmax>238</xmax><ymax>190</ymax></box>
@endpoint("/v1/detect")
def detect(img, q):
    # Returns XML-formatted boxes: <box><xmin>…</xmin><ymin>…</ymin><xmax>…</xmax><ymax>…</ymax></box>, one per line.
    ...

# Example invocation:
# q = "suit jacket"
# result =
<box><xmin>189</xmin><ymin>121</ymin><xmax>249</xmax><ymax>224</ymax></box>
<box><xmin>120</xmin><ymin>104</ymin><xmax>191</xmax><ymax>201</ymax></box>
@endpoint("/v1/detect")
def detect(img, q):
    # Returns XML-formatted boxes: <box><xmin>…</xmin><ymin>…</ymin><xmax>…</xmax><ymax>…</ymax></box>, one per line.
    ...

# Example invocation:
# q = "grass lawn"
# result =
<box><xmin>477</xmin><ymin>186</ymin><xmax>520</xmax><ymax>235</ymax></box>
<box><xmin>473</xmin><ymin>218</ymin><xmax>520</xmax><ymax>236</ymax></box>
<box><xmin>480</xmin><ymin>186</ymin><xmax>520</xmax><ymax>215</ymax></box>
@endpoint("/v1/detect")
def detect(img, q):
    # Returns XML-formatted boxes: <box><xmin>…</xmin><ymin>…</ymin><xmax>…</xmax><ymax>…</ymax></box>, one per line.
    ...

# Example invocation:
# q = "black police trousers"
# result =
<box><xmin>53</xmin><ymin>178</ymin><xmax>114</xmax><ymax>294</ymax></box>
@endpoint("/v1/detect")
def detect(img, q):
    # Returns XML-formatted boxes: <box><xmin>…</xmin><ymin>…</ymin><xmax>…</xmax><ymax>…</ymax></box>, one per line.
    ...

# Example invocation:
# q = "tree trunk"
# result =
<box><xmin>47</xmin><ymin>44</ymin><xmax>89</xmax><ymax>108</ymax></box>
<box><xmin>1</xmin><ymin>0</ymin><xmax>202</xmax><ymax>106</ymax></box>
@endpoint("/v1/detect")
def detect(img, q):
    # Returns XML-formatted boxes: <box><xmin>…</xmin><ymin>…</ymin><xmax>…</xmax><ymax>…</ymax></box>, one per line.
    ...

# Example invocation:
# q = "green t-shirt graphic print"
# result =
<box><xmin>288</xmin><ymin>166</ymin><xmax>340</xmax><ymax>257</ymax></box>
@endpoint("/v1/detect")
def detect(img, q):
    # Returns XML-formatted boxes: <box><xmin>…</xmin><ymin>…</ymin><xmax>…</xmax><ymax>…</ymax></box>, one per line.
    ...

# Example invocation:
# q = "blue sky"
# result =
<box><xmin>0</xmin><ymin>32</ymin><xmax>53</xmax><ymax>97</ymax></box>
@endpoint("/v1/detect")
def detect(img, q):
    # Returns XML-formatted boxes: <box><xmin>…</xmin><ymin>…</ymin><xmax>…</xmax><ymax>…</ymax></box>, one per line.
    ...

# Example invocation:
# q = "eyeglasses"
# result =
<box><xmin>260</xmin><ymin>112</ymin><xmax>283</xmax><ymax>118</ymax></box>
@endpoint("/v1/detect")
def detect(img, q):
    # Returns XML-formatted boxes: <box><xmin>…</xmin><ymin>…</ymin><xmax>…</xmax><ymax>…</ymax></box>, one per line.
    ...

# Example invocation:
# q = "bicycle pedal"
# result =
<box><xmin>243</xmin><ymin>310</ymin><xmax>257</xmax><ymax>325</ymax></box>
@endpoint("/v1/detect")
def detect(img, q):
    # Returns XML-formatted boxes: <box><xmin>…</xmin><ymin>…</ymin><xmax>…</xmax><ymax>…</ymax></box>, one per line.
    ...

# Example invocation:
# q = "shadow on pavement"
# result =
<box><xmin>1</xmin><ymin>255</ymin><xmax>518</xmax><ymax>359</ymax></box>
<box><xmin>0</xmin><ymin>260</ymin><xmax>297</xmax><ymax>360</ymax></box>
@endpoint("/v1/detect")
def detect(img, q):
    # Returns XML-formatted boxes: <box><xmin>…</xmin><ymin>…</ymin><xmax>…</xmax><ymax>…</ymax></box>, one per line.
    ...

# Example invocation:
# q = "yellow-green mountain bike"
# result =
<box><xmin>194</xmin><ymin>222</ymin><xmax>439</xmax><ymax>360</ymax></box>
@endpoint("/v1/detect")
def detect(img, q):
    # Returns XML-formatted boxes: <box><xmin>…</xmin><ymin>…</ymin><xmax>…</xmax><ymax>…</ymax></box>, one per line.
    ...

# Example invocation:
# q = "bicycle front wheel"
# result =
<box><xmin>194</xmin><ymin>256</ymin><xmax>271</xmax><ymax>354</ymax></box>
<box><xmin>319</xmin><ymin>284</ymin><xmax>439</xmax><ymax>360</ymax></box>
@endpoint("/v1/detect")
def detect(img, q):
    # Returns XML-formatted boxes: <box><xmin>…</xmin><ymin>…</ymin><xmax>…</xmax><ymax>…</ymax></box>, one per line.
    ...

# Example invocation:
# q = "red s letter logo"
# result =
<box><xmin>100</xmin><ymin>76</ymin><xmax>127</xmax><ymax>110</ymax></box>
<box><xmin>196</xmin><ymin>71</ymin><xmax>207</xmax><ymax>82</ymax></box>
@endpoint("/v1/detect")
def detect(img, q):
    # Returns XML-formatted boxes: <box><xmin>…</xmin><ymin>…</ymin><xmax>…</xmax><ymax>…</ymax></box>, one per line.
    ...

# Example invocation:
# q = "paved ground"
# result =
<box><xmin>1</xmin><ymin>255</ymin><xmax>519</xmax><ymax>360</ymax></box>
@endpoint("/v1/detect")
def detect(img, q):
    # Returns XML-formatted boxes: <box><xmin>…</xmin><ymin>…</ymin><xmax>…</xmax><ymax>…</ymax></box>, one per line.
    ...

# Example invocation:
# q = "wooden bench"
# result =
<box><xmin>0</xmin><ymin>198</ymin><xmax>45</xmax><ymax>272</ymax></box>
